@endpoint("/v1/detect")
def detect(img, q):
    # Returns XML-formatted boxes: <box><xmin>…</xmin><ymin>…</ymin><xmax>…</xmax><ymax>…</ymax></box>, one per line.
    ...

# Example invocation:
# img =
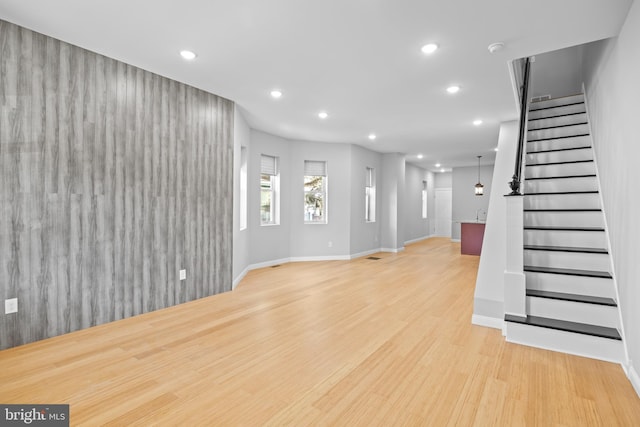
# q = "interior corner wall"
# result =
<box><xmin>0</xmin><ymin>20</ymin><xmax>234</xmax><ymax>350</ymax></box>
<box><xmin>233</xmin><ymin>107</ymin><xmax>251</xmax><ymax>285</ymax></box>
<box><xmin>349</xmin><ymin>145</ymin><xmax>383</xmax><ymax>256</ymax></box>
<box><xmin>581</xmin><ymin>0</ymin><xmax>640</xmax><ymax>381</ymax></box>
<box><xmin>451</xmin><ymin>165</ymin><xmax>494</xmax><ymax>240</ymax></box>
<box><xmin>404</xmin><ymin>163</ymin><xmax>434</xmax><ymax>243</ymax></box>
<box><xmin>380</xmin><ymin>153</ymin><xmax>406</xmax><ymax>251</ymax></box>
<box><xmin>247</xmin><ymin>130</ymin><xmax>292</xmax><ymax>265</ymax></box>
<box><xmin>473</xmin><ymin>121</ymin><xmax>518</xmax><ymax>324</ymax></box>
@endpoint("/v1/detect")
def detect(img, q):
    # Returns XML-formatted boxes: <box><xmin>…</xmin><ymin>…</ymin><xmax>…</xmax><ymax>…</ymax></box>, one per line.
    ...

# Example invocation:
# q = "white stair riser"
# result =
<box><xmin>526</xmin><ymin>149</ymin><xmax>592</xmax><ymax>164</ymax></box>
<box><xmin>527</xmin><ymin>135</ymin><xmax>591</xmax><ymax>152</ymax></box>
<box><xmin>528</xmin><ymin>103</ymin><xmax>586</xmax><ymax>121</ymax></box>
<box><xmin>524</xmin><ymin>193</ymin><xmax>600</xmax><ymax>210</ymax></box>
<box><xmin>524</xmin><ymin>177</ymin><xmax>598</xmax><ymax>194</ymax></box>
<box><xmin>528</xmin><ymin>113</ymin><xmax>588</xmax><ymax>130</ymax></box>
<box><xmin>524</xmin><ymin>230</ymin><xmax>607</xmax><ymax>247</ymax></box>
<box><xmin>526</xmin><ymin>162</ymin><xmax>595</xmax><ymax>178</ymax></box>
<box><xmin>523</xmin><ymin>210</ymin><xmax>604</xmax><ymax>228</ymax></box>
<box><xmin>529</xmin><ymin>94</ymin><xmax>585</xmax><ymax>110</ymax></box>
<box><xmin>528</xmin><ymin>124</ymin><xmax>590</xmax><ymax>141</ymax></box>
<box><xmin>526</xmin><ymin>272</ymin><xmax>616</xmax><ymax>299</ymax></box>
<box><xmin>527</xmin><ymin>297</ymin><xmax>619</xmax><ymax>328</ymax></box>
<box><xmin>525</xmin><ymin>250</ymin><xmax>610</xmax><ymax>272</ymax></box>
<box><xmin>505</xmin><ymin>322</ymin><xmax>624</xmax><ymax>363</ymax></box>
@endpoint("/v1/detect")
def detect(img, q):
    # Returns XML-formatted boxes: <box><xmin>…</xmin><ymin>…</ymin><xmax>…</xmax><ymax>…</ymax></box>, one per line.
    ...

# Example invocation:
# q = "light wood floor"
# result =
<box><xmin>1</xmin><ymin>238</ymin><xmax>639</xmax><ymax>426</ymax></box>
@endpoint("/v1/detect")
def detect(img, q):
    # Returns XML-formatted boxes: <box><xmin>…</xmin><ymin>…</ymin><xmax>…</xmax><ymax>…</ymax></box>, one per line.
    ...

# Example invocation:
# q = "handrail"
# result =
<box><xmin>508</xmin><ymin>57</ymin><xmax>531</xmax><ymax>195</ymax></box>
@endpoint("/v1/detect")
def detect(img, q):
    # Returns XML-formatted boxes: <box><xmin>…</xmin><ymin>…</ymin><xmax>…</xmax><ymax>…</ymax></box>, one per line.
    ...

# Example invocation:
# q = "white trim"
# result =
<box><xmin>232</xmin><ymin>267</ymin><xmax>249</xmax><ymax>290</ymax></box>
<box><xmin>450</xmin><ymin>238</ymin><xmax>461</xmax><ymax>243</ymax></box>
<box><xmin>349</xmin><ymin>248</ymin><xmax>383</xmax><ymax>260</ymax></box>
<box><xmin>626</xmin><ymin>362</ymin><xmax>640</xmax><ymax>398</ymax></box>
<box><xmin>471</xmin><ymin>314</ymin><xmax>504</xmax><ymax>330</ymax></box>
<box><xmin>247</xmin><ymin>258</ymin><xmax>291</xmax><ymax>270</ymax></box>
<box><xmin>404</xmin><ymin>234</ymin><xmax>434</xmax><ymax>245</ymax></box>
<box><xmin>290</xmin><ymin>255</ymin><xmax>351</xmax><ymax>262</ymax></box>
<box><xmin>381</xmin><ymin>247</ymin><xmax>405</xmax><ymax>253</ymax></box>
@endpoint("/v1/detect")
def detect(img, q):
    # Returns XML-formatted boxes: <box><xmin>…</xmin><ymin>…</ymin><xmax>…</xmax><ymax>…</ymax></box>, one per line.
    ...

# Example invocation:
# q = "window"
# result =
<box><xmin>239</xmin><ymin>147</ymin><xmax>247</xmax><ymax>230</ymax></box>
<box><xmin>365</xmin><ymin>167</ymin><xmax>376</xmax><ymax>222</ymax></box>
<box><xmin>422</xmin><ymin>180</ymin><xmax>428</xmax><ymax>219</ymax></box>
<box><xmin>260</xmin><ymin>154</ymin><xmax>279</xmax><ymax>225</ymax></box>
<box><xmin>304</xmin><ymin>160</ymin><xmax>327</xmax><ymax>224</ymax></box>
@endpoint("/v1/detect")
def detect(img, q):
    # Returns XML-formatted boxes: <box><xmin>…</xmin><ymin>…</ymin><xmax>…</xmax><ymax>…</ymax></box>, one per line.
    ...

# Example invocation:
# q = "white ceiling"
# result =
<box><xmin>0</xmin><ymin>0</ymin><xmax>633</xmax><ymax>171</ymax></box>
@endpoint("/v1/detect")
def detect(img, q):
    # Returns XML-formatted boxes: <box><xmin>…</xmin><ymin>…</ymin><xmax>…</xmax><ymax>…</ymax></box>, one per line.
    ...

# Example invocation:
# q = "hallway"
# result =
<box><xmin>1</xmin><ymin>238</ymin><xmax>639</xmax><ymax>425</ymax></box>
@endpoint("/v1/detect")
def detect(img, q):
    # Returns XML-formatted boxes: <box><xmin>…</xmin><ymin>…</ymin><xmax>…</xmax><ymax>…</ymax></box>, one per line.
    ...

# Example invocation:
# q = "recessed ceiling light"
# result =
<box><xmin>417</xmin><ymin>154</ymin><xmax>424</xmax><ymax>159</ymax></box>
<box><xmin>435</xmin><ymin>163</ymin><xmax>441</xmax><ymax>168</ymax></box>
<box><xmin>473</xmin><ymin>119</ymin><xmax>483</xmax><ymax>126</ymax></box>
<box><xmin>180</xmin><ymin>50</ymin><xmax>197</xmax><ymax>60</ymax></box>
<box><xmin>318</xmin><ymin>111</ymin><xmax>328</xmax><ymax>119</ymax></box>
<box><xmin>488</xmin><ymin>42</ymin><xmax>505</xmax><ymax>53</ymax></box>
<box><xmin>494</xmin><ymin>147</ymin><xmax>499</xmax><ymax>152</ymax></box>
<box><xmin>446</xmin><ymin>85</ymin><xmax>460</xmax><ymax>94</ymax></box>
<box><xmin>421</xmin><ymin>43</ymin><xmax>438</xmax><ymax>54</ymax></box>
<box><xmin>270</xmin><ymin>90</ymin><xmax>283</xmax><ymax>99</ymax></box>
<box><xmin>368</xmin><ymin>133</ymin><xmax>377</xmax><ymax>140</ymax></box>
<box><xmin>440</xmin><ymin>168</ymin><xmax>446</xmax><ymax>173</ymax></box>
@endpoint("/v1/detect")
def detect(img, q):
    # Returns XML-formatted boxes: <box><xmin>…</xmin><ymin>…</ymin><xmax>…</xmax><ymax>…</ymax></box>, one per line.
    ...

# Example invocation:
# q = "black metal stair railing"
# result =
<box><xmin>509</xmin><ymin>57</ymin><xmax>532</xmax><ymax>195</ymax></box>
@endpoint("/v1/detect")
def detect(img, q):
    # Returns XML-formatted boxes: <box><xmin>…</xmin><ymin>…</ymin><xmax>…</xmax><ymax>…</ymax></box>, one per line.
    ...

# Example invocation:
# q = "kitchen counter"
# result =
<box><xmin>460</xmin><ymin>222</ymin><xmax>486</xmax><ymax>255</ymax></box>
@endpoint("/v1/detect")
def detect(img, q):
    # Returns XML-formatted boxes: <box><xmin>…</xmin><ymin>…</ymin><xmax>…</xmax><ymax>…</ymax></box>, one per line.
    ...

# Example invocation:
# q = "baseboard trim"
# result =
<box><xmin>232</xmin><ymin>267</ymin><xmax>249</xmax><ymax>290</ymax></box>
<box><xmin>349</xmin><ymin>249</ymin><xmax>383</xmax><ymax>259</ymax></box>
<box><xmin>247</xmin><ymin>258</ymin><xmax>291</xmax><ymax>271</ymax></box>
<box><xmin>290</xmin><ymin>255</ymin><xmax>351</xmax><ymax>262</ymax></box>
<box><xmin>381</xmin><ymin>247</ymin><xmax>405</xmax><ymax>253</ymax></box>
<box><xmin>471</xmin><ymin>314</ymin><xmax>504</xmax><ymax>330</ymax></box>
<box><xmin>404</xmin><ymin>235</ymin><xmax>434</xmax><ymax>245</ymax></box>
<box><xmin>627</xmin><ymin>362</ymin><xmax>640</xmax><ymax>398</ymax></box>
<box><xmin>451</xmin><ymin>238</ymin><xmax>461</xmax><ymax>243</ymax></box>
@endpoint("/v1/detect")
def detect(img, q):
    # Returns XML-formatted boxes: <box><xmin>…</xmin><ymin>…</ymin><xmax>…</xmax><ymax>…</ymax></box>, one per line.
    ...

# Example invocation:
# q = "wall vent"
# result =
<box><xmin>531</xmin><ymin>95</ymin><xmax>551</xmax><ymax>103</ymax></box>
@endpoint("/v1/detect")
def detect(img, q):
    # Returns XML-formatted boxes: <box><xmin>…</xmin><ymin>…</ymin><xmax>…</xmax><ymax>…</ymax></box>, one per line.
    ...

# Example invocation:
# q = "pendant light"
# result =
<box><xmin>475</xmin><ymin>155</ymin><xmax>484</xmax><ymax>196</ymax></box>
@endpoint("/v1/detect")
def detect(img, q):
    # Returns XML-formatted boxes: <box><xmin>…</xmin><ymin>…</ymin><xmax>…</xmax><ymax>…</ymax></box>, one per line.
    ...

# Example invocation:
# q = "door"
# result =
<box><xmin>435</xmin><ymin>188</ymin><xmax>452</xmax><ymax>237</ymax></box>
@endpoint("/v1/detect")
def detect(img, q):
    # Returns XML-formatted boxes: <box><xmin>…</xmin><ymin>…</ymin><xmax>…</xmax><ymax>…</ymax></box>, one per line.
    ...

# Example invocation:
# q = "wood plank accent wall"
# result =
<box><xmin>0</xmin><ymin>20</ymin><xmax>234</xmax><ymax>350</ymax></box>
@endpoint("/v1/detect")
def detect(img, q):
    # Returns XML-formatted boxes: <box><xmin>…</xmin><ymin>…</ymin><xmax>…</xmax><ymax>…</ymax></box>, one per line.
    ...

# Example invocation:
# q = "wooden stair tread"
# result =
<box><xmin>523</xmin><ymin>225</ymin><xmax>604</xmax><ymax>231</ymax></box>
<box><xmin>525</xmin><ymin>174</ymin><xmax>596</xmax><ymax>181</ymax></box>
<box><xmin>528</xmin><ymin>101</ymin><xmax>585</xmax><ymax>112</ymax></box>
<box><xmin>527</xmin><ymin>159</ymin><xmax>593</xmax><ymax>167</ymax></box>
<box><xmin>524</xmin><ymin>191</ymin><xmax>598</xmax><ymax>196</ymax></box>
<box><xmin>524</xmin><ymin>265</ymin><xmax>612</xmax><ymax>279</ymax></box>
<box><xmin>524</xmin><ymin>245</ymin><xmax>608</xmax><ymax>254</ymax></box>
<box><xmin>526</xmin><ymin>289</ymin><xmax>616</xmax><ymax>306</ymax></box>
<box><xmin>527</xmin><ymin>133</ymin><xmax>590</xmax><ymax>142</ymax></box>
<box><xmin>527</xmin><ymin>146</ymin><xmax>591</xmax><ymax>154</ymax></box>
<box><xmin>505</xmin><ymin>314</ymin><xmax>621</xmax><ymax>340</ymax></box>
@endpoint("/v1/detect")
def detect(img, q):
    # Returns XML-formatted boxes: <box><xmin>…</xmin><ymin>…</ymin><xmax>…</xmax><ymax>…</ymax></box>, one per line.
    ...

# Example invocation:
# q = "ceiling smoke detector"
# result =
<box><xmin>487</xmin><ymin>42</ymin><xmax>505</xmax><ymax>53</ymax></box>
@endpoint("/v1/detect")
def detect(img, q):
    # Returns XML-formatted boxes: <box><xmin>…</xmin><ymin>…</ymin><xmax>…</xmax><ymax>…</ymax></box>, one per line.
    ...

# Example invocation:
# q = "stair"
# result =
<box><xmin>504</xmin><ymin>93</ymin><xmax>624</xmax><ymax>363</ymax></box>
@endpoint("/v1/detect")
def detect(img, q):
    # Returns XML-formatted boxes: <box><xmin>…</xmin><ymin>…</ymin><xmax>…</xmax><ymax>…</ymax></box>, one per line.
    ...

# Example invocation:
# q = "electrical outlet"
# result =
<box><xmin>5</xmin><ymin>298</ymin><xmax>18</xmax><ymax>314</ymax></box>
<box><xmin>179</xmin><ymin>269</ymin><xmax>186</xmax><ymax>281</ymax></box>
<box><xmin>328</xmin><ymin>241</ymin><xmax>333</xmax><ymax>248</ymax></box>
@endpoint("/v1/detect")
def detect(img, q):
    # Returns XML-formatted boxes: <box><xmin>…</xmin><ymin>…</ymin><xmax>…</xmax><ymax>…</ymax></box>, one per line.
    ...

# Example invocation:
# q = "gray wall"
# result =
<box><xmin>582</xmin><ymin>0</ymin><xmax>640</xmax><ymax>387</ymax></box>
<box><xmin>530</xmin><ymin>45</ymin><xmax>585</xmax><ymax>99</ymax></box>
<box><xmin>451</xmin><ymin>165</ymin><xmax>494</xmax><ymax>240</ymax></box>
<box><xmin>0</xmin><ymin>20</ymin><xmax>234</xmax><ymax>349</ymax></box>
<box><xmin>233</xmin><ymin>107</ymin><xmax>251</xmax><ymax>287</ymax></box>
<box><xmin>349</xmin><ymin>145</ymin><xmax>383</xmax><ymax>256</ymax></box>
<box><xmin>404</xmin><ymin>163</ymin><xmax>434</xmax><ymax>243</ymax></box>
<box><xmin>435</xmin><ymin>172</ymin><xmax>452</xmax><ymax>188</ymax></box>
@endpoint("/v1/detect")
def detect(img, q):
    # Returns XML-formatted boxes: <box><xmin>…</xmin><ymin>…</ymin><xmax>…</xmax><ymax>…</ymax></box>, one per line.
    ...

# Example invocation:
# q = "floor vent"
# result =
<box><xmin>271</xmin><ymin>264</ymin><xmax>281</xmax><ymax>268</ymax></box>
<box><xmin>366</xmin><ymin>257</ymin><xmax>381</xmax><ymax>260</ymax></box>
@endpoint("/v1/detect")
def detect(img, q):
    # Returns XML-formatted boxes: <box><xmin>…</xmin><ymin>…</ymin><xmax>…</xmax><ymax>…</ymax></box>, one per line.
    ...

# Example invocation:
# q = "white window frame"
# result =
<box><xmin>260</xmin><ymin>154</ymin><xmax>280</xmax><ymax>226</ymax></box>
<box><xmin>365</xmin><ymin>167</ymin><xmax>376</xmax><ymax>223</ymax></box>
<box><xmin>304</xmin><ymin>160</ymin><xmax>327</xmax><ymax>224</ymax></box>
